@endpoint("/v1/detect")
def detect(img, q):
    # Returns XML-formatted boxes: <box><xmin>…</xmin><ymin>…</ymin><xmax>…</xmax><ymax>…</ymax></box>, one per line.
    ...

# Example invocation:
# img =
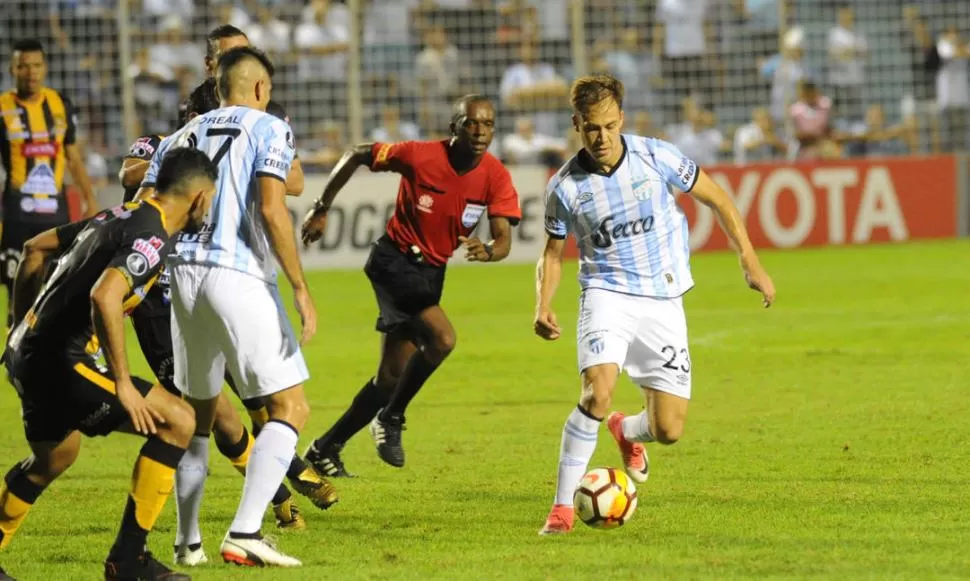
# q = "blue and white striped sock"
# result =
<box><xmin>554</xmin><ymin>405</ymin><xmax>602</xmax><ymax>506</ymax></box>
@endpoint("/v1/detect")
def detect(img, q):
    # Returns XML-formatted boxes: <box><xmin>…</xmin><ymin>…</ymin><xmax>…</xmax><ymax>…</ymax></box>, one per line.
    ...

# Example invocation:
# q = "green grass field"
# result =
<box><xmin>2</xmin><ymin>240</ymin><xmax>969</xmax><ymax>580</ymax></box>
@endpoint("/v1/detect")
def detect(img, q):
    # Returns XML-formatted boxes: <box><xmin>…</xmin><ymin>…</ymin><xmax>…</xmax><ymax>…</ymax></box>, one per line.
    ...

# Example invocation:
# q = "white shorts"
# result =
<box><xmin>170</xmin><ymin>263</ymin><xmax>310</xmax><ymax>401</ymax></box>
<box><xmin>576</xmin><ymin>288</ymin><xmax>692</xmax><ymax>399</ymax></box>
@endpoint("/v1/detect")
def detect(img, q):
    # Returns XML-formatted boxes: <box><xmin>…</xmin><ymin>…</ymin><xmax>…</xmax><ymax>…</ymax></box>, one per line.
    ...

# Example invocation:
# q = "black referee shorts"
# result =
<box><xmin>5</xmin><ymin>348</ymin><xmax>154</xmax><ymax>443</ymax></box>
<box><xmin>364</xmin><ymin>235</ymin><xmax>446</xmax><ymax>334</ymax></box>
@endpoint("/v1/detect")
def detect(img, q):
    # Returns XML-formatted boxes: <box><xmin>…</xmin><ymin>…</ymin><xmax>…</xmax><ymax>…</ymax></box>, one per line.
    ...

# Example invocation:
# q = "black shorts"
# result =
<box><xmin>132</xmin><ymin>311</ymin><xmax>176</xmax><ymax>394</ymax></box>
<box><xmin>0</xmin><ymin>221</ymin><xmax>58</xmax><ymax>290</ymax></box>
<box><xmin>363</xmin><ymin>235</ymin><xmax>446</xmax><ymax>333</ymax></box>
<box><xmin>5</xmin><ymin>348</ymin><xmax>155</xmax><ymax>443</ymax></box>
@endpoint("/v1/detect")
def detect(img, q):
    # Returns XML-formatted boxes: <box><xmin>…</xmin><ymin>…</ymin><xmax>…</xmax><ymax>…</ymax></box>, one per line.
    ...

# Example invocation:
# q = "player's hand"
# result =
<box><xmin>534</xmin><ymin>308</ymin><xmax>561</xmax><ymax>341</ymax></box>
<box><xmin>117</xmin><ymin>379</ymin><xmax>164</xmax><ymax>436</ymax></box>
<box><xmin>82</xmin><ymin>199</ymin><xmax>99</xmax><ymax>218</ymax></box>
<box><xmin>458</xmin><ymin>236</ymin><xmax>489</xmax><ymax>262</ymax></box>
<box><xmin>741</xmin><ymin>255</ymin><xmax>776</xmax><ymax>308</ymax></box>
<box><xmin>301</xmin><ymin>208</ymin><xmax>327</xmax><ymax>247</ymax></box>
<box><xmin>294</xmin><ymin>285</ymin><xmax>317</xmax><ymax>345</ymax></box>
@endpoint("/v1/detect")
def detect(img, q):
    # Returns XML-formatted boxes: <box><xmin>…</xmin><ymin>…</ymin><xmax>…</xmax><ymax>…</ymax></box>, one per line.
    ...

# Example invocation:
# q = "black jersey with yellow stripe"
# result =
<box><xmin>0</xmin><ymin>87</ymin><xmax>77</xmax><ymax>225</ymax></box>
<box><xmin>5</xmin><ymin>200</ymin><xmax>170</xmax><ymax>361</ymax></box>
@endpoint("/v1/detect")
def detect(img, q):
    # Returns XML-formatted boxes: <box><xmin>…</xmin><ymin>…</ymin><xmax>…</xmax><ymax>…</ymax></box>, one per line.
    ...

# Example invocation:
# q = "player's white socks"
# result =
<box><xmin>175</xmin><ymin>435</ymin><xmax>210</xmax><ymax>549</ymax></box>
<box><xmin>621</xmin><ymin>411</ymin><xmax>655</xmax><ymax>443</ymax></box>
<box><xmin>554</xmin><ymin>406</ymin><xmax>602</xmax><ymax>506</ymax></box>
<box><xmin>229</xmin><ymin>420</ymin><xmax>298</xmax><ymax>535</ymax></box>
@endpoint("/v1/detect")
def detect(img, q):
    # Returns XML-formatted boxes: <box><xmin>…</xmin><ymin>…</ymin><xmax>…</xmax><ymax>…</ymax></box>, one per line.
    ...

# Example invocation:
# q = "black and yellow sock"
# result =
<box><xmin>244</xmin><ymin>403</ymin><xmax>270</xmax><ymax>438</ymax></box>
<box><xmin>215</xmin><ymin>426</ymin><xmax>254</xmax><ymax>477</ymax></box>
<box><xmin>108</xmin><ymin>438</ymin><xmax>185</xmax><ymax>562</ymax></box>
<box><xmin>0</xmin><ymin>461</ymin><xmax>46</xmax><ymax>549</ymax></box>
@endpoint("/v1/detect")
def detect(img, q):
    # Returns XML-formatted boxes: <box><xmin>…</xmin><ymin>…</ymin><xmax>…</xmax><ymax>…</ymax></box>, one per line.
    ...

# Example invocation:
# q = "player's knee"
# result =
<box><xmin>427</xmin><ymin>329</ymin><xmax>457</xmax><ymax>363</ymax></box>
<box><xmin>652</xmin><ymin>422</ymin><xmax>684</xmax><ymax>445</ymax></box>
<box><xmin>375</xmin><ymin>369</ymin><xmax>400</xmax><ymax>393</ymax></box>
<box><xmin>163</xmin><ymin>397</ymin><xmax>197</xmax><ymax>447</ymax></box>
<box><xmin>579</xmin><ymin>388</ymin><xmax>612</xmax><ymax>418</ymax></box>
<box><xmin>267</xmin><ymin>391</ymin><xmax>310</xmax><ymax>432</ymax></box>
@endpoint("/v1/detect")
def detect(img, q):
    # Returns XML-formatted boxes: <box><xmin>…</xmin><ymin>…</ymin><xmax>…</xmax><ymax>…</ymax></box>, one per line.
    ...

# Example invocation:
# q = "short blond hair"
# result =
<box><xmin>570</xmin><ymin>74</ymin><xmax>625</xmax><ymax>115</ymax></box>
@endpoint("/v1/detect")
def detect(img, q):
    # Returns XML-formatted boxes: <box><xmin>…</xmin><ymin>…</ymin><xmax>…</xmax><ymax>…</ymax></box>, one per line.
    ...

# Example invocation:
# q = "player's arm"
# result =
<box><xmin>300</xmin><ymin>142</ymin><xmax>379</xmax><ymax>245</ymax></box>
<box><xmin>534</xmin><ymin>235</ymin><xmax>565</xmax><ymax>341</ymax></box>
<box><xmin>11</xmin><ymin>228</ymin><xmax>59</xmax><ymax>326</ymax></box>
<box><xmin>61</xmin><ymin>97</ymin><xmax>98</xmax><ymax>217</ymax></box>
<box><xmin>91</xmin><ymin>267</ymin><xmax>163</xmax><ymax>434</ymax></box>
<box><xmin>119</xmin><ymin>135</ymin><xmax>162</xmax><ymax>190</ymax></box>
<box><xmin>12</xmin><ymin>219</ymin><xmax>94</xmax><ymax>325</ymax></box>
<box><xmin>534</xmin><ymin>183</ymin><xmax>570</xmax><ymax>340</ymax></box>
<box><xmin>257</xmin><ymin>119</ymin><xmax>317</xmax><ymax>343</ymax></box>
<box><xmin>119</xmin><ymin>158</ymin><xmax>149</xmax><ymax>190</ymax></box>
<box><xmin>688</xmin><ymin>171</ymin><xmax>775</xmax><ymax>307</ymax></box>
<box><xmin>286</xmin><ymin>157</ymin><xmax>305</xmax><ymax>196</ymax></box>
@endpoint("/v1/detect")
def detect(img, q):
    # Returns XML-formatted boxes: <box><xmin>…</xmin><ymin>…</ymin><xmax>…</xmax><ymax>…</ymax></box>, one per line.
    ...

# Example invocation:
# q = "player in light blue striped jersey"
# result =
<box><xmin>535</xmin><ymin>74</ymin><xmax>775</xmax><ymax>535</ymax></box>
<box><xmin>139</xmin><ymin>46</ymin><xmax>315</xmax><ymax>566</ymax></box>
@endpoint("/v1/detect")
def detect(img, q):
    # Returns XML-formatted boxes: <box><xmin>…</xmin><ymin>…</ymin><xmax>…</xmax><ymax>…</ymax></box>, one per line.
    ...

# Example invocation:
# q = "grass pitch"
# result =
<box><xmin>1</xmin><ymin>240</ymin><xmax>969</xmax><ymax>580</ymax></box>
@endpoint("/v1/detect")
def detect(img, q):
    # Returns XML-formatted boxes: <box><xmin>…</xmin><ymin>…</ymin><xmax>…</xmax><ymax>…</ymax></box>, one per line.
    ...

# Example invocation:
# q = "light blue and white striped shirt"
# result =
<box><xmin>143</xmin><ymin>105</ymin><xmax>295</xmax><ymax>282</ymax></box>
<box><xmin>544</xmin><ymin>134</ymin><xmax>699</xmax><ymax>298</ymax></box>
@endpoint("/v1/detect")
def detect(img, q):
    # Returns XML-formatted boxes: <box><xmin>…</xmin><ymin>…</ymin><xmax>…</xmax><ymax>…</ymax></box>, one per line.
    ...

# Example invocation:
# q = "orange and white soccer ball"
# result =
<box><xmin>574</xmin><ymin>467</ymin><xmax>638</xmax><ymax>529</ymax></box>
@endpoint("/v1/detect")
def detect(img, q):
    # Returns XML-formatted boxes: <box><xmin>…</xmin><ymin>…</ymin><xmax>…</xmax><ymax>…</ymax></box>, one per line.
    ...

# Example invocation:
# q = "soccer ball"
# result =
<box><xmin>573</xmin><ymin>467</ymin><xmax>638</xmax><ymax>529</ymax></box>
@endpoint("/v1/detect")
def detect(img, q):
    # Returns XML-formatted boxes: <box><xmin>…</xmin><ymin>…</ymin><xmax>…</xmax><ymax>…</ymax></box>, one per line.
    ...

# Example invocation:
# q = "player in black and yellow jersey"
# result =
<box><xmin>0</xmin><ymin>147</ymin><xmax>217</xmax><ymax>581</ymax></box>
<box><xmin>0</xmin><ymin>39</ymin><xmax>99</xmax><ymax>327</ymax></box>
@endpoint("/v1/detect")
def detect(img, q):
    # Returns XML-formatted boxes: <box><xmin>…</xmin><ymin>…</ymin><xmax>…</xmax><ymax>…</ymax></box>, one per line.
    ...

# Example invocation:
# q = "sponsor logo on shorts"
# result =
<box><xmin>79</xmin><ymin>402</ymin><xmax>111</xmax><ymax>428</ymax></box>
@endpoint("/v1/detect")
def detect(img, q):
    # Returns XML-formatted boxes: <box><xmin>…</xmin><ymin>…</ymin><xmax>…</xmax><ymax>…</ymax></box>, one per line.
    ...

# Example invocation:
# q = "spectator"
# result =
<box><xmin>499</xmin><ymin>40</ymin><xmax>568</xmax><ymax>136</ymax></box>
<box><xmin>300</xmin><ymin>121</ymin><xmax>346</xmax><ymax>171</ymax></box>
<box><xmin>790</xmin><ymin>79</ymin><xmax>833</xmax><ymax>160</ymax></box>
<box><xmin>631</xmin><ymin>111</ymin><xmax>665</xmax><ymax>140</ymax></box>
<box><xmin>839</xmin><ymin>104</ymin><xmax>913</xmax><ymax>158</ymax></box>
<box><xmin>764</xmin><ymin>26</ymin><xmax>807</xmax><ymax>123</ymax></box>
<box><xmin>501</xmin><ymin>117</ymin><xmax>566</xmax><ymax>166</ymax></box>
<box><xmin>669</xmin><ymin>109</ymin><xmax>726</xmax><ymax>167</ymax></box>
<box><xmin>415</xmin><ymin>25</ymin><xmax>462</xmax><ymax>135</ymax></box>
<box><xmin>148</xmin><ymin>15</ymin><xmax>204</xmax><ymax>95</ymax></box>
<box><xmin>734</xmin><ymin>107</ymin><xmax>787</xmax><ymax>164</ymax></box>
<box><xmin>245</xmin><ymin>5</ymin><xmax>292</xmax><ymax>56</ymax></box>
<box><xmin>371</xmin><ymin>106</ymin><xmax>421</xmax><ymax>143</ymax></box>
<box><xmin>294</xmin><ymin>0</ymin><xmax>350</xmax><ymax>82</ymax></box>
<box><xmin>827</xmin><ymin>4</ymin><xmax>867</xmax><ymax>121</ymax></box>
<box><xmin>212</xmin><ymin>0</ymin><xmax>252</xmax><ymax>31</ymax></box>
<box><xmin>653</xmin><ymin>0</ymin><xmax>718</xmax><ymax>109</ymax></box>
<box><xmin>935</xmin><ymin>25</ymin><xmax>970</xmax><ymax>152</ymax></box>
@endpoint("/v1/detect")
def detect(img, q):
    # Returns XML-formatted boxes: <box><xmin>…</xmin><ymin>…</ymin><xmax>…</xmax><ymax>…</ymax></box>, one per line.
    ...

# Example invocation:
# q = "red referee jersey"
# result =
<box><xmin>370</xmin><ymin>140</ymin><xmax>521</xmax><ymax>266</ymax></box>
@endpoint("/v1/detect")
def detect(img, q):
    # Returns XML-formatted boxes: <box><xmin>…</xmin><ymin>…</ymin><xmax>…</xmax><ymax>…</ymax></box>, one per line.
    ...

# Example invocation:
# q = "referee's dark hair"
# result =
<box><xmin>216</xmin><ymin>45</ymin><xmax>275</xmax><ymax>101</ymax></box>
<box><xmin>206</xmin><ymin>24</ymin><xmax>247</xmax><ymax>57</ymax></box>
<box><xmin>154</xmin><ymin>148</ymin><xmax>219</xmax><ymax>196</ymax></box>
<box><xmin>12</xmin><ymin>39</ymin><xmax>45</xmax><ymax>56</ymax></box>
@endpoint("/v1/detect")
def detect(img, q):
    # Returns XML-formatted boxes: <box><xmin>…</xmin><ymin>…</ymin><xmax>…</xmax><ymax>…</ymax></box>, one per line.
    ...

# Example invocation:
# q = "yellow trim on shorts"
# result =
<box><xmin>72</xmin><ymin>362</ymin><xmax>115</xmax><ymax>394</ymax></box>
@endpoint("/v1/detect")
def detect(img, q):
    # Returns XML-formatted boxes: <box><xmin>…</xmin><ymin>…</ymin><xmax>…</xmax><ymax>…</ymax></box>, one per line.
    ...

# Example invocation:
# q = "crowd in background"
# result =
<box><xmin>1</xmin><ymin>0</ymin><xmax>969</xmax><ymax>177</ymax></box>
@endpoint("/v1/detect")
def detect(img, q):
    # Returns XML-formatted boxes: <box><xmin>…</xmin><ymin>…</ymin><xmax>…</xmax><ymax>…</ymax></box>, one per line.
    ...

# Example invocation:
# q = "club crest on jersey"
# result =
<box><xmin>132</xmin><ymin>237</ymin><xmax>163</xmax><ymax>268</ymax></box>
<box><xmin>418</xmin><ymin>194</ymin><xmax>434</xmax><ymax>214</ymax></box>
<box><xmin>632</xmin><ymin>178</ymin><xmax>655</xmax><ymax>201</ymax></box>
